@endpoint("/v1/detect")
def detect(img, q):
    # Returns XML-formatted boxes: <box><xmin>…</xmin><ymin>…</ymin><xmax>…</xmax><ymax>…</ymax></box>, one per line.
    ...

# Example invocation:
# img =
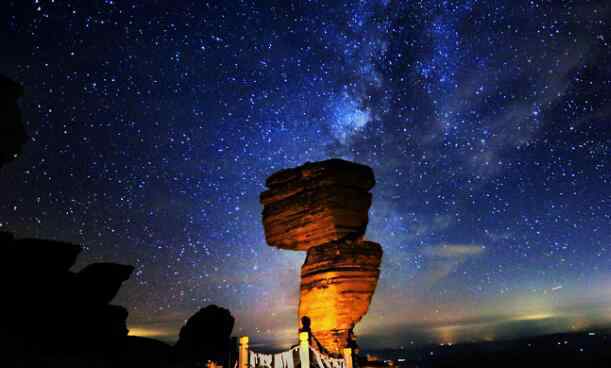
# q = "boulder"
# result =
<box><xmin>76</xmin><ymin>263</ymin><xmax>134</xmax><ymax>305</ymax></box>
<box><xmin>174</xmin><ymin>304</ymin><xmax>235</xmax><ymax>366</ymax></box>
<box><xmin>260</xmin><ymin>159</ymin><xmax>374</xmax><ymax>251</ymax></box>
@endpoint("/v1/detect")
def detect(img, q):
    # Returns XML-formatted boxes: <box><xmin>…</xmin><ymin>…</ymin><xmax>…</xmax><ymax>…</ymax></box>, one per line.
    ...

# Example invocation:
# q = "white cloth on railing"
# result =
<box><xmin>250</xmin><ymin>351</ymin><xmax>273</xmax><ymax>368</ymax></box>
<box><xmin>274</xmin><ymin>347</ymin><xmax>297</xmax><ymax>368</ymax></box>
<box><xmin>309</xmin><ymin>347</ymin><xmax>345</xmax><ymax>368</ymax></box>
<box><xmin>250</xmin><ymin>347</ymin><xmax>298</xmax><ymax>368</ymax></box>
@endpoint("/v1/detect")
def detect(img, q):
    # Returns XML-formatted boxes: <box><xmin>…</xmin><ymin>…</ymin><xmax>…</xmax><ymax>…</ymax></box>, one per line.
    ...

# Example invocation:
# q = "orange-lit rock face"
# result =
<box><xmin>260</xmin><ymin>159</ymin><xmax>382</xmax><ymax>356</ymax></box>
<box><xmin>299</xmin><ymin>240</ymin><xmax>382</xmax><ymax>355</ymax></box>
<box><xmin>260</xmin><ymin>159</ymin><xmax>374</xmax><ymax>251</ymax></box>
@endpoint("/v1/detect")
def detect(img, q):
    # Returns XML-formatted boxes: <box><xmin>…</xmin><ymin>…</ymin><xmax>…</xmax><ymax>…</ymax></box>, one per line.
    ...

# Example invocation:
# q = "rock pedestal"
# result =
<box><xmin>299</xmin><ymin>239</ymin><xmax>382</xmax><ymax>354</ymax></box>
<box><xmin>260</xmin><ymin>159</ymin><xmax>383</xmax><ymax>356</ymax></box>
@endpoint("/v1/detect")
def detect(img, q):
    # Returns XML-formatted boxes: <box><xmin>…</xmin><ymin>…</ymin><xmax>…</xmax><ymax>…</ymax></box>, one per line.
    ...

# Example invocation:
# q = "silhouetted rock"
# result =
<box><xmin>77</xmin><ymin>262</ymin><xmax>134</xmax><ymax>305</ymax></box>
<box><xmin>0</xmin><ymin>74</ymin><xmax>27</xmax><ymax>168</ymax></box>
<box><xmin>174</xmin><ymin>304</ymin><xmax>235</xmax><ymax>367</ymax></box>
<box><xmin>12</xmin><ymin>237</ymin><xmax>81</xmax><ymax>272</ymax></box>
<box><xmin>79</xmin><ymin>304</ymin><xmax>130</xmax><ymax>338</ymax></box>
<box><xmin>121</xmin><ymin>336</ymin><xmax>173</xmax><ymax>368</ymax></box>
<box><xmin>3</xmin><ymin>237</ymin><xmax>81</xmax><ymax>317</ymax></box>
<box><xmin>0</xmin><ymin>232</ymin><xmax>136</xmax><ymax>366</ymax></box>
<box><xmin>0</xmin><ymin>75</ymin><xmax>168</xmax><ymax>367</ymax></box>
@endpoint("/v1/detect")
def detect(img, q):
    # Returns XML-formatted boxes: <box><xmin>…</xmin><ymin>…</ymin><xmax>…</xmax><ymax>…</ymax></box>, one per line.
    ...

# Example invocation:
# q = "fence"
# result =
<box><xmin>238</xmin><ymin>332</ymin><xmax>353</xmax><ymax>368</ymax></box>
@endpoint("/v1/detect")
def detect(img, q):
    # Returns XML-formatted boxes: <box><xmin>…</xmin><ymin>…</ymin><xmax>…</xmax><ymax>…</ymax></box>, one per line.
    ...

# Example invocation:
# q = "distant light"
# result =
<box><xmin>128</xmin><ymin>326</ymin><xmax>168</xmax><ymax>338</ymax></box>
<box><xmin>588</xmin><ymin>332</ymin><xmax>596</xmax><ymax>336</ymax></box>
<box><xmin>518</xmin><ymin>313</ymin><xmax>555</xmax><ymax>321</ymax></box>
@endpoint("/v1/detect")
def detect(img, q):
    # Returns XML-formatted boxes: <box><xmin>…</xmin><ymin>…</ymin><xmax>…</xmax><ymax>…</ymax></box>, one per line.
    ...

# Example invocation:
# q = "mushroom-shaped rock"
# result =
<box><xmin>261</xmin><ymin>159</ymin><xmax>383</xmax><ymax>356</ymax></box>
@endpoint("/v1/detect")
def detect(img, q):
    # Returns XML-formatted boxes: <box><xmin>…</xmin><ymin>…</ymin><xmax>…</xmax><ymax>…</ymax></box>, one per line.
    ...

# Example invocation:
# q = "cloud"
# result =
<box><xmin>421</xmin><ymin>244</ymin><xmax>485</xmax><ymax>258</ymax></box>
<box><xmin>414</xmin><ymin>244</ymin><xmax>486</xmax><ymax>288</ymax></box>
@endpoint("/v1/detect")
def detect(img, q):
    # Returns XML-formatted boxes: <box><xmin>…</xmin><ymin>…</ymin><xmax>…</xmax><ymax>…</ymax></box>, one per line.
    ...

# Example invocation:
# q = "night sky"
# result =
<box><xmin>1</xmin><ymin>0</ymin><xmax>610</xmax><ymax>349</ymax></box>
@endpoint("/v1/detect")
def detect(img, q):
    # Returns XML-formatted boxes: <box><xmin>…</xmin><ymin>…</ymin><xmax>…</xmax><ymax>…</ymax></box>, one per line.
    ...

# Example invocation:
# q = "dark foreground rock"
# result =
<box><xmin>0</xmin><ymin>232</ymin><xmax>134</xmax><ymax>366</ymax></box>
<box><xmin>76</xmin><ymin>262</ymin><xmax>135</xmax><ymax>305</ymax></box>
<box><xmin>174</xmin><ymin>304</ymin><xmax>236</xmax><ymax>367</ymax></box>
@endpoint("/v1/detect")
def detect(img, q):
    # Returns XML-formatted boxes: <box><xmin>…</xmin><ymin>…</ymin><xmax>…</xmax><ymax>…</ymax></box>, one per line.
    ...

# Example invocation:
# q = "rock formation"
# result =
<box><xmin>0</xmin><ymin>232</ymin><xmax>134</xmax><ymax>365</ymax></box>
<box><xmin>260</xmin><ymin>159</ymin><xmax>383</xmax><ymax>356</ymax></box>
<box><xmin>77</xmin><ymin>262</ymin><xmax>135</xmax><ymax>305</ymax></box>
<box><xmin>174</xmin><ymin>304</ymin><xmax>236</xmax><ymax>367</ymax></box>
<box><xmin>260</xmin><ymin>159</ymin><xmax>375</xmax><ymax>251</ymax></box>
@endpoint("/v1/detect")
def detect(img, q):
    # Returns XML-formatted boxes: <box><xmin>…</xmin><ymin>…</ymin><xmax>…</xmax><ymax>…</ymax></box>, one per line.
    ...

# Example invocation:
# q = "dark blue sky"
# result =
<box><xmin>1</xmin><ymin>0</ymin><xmax>610</xmax><ymax>348</ymax></box>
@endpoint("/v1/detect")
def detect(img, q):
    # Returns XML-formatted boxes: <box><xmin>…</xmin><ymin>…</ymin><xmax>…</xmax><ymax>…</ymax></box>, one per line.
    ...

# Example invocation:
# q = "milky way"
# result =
<box><xmin>1</xmin><ymin>0</ymin><xmax>610</xmax><ymax>348</ymax></box>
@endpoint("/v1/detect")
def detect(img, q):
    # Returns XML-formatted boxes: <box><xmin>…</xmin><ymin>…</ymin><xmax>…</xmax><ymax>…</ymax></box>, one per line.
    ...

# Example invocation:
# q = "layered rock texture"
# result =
<box><xmin>261</xmin><ymin>159</ymin><xmax>374</xmax><ymax>251</ymax></box>
<box><xmin>299</xmin><ymin>239</ymin><xmax>383</xmax><ymax>354</ymax></box>
<box><xmin>260</xmin><ymin>159</ymin><xmax>383</xmax><ymax>356</ymax></box>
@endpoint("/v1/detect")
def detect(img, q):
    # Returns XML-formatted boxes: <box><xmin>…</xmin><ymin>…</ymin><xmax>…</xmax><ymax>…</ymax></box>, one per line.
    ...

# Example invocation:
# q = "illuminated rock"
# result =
<box><xmin>299</xmin><ymin>239</ymin><xmax>382</xmax><ymax>355</ymax></box>
<box><xmin>260</xmin><ymin>159</ymin><xmax>383</xmax><ymax>356</ymax></box>
<box><xmin>260</xmin><ymin>159</ymin><xmax>375</xmax><ymax>251</ymax></box>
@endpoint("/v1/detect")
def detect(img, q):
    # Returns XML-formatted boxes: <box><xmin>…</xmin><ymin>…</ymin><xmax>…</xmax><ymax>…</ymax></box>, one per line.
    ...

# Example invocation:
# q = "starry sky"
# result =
<box><xmin>1</xmin><ymin>0</ymin><xmax>610</xmax><ymax>349</ymax></box>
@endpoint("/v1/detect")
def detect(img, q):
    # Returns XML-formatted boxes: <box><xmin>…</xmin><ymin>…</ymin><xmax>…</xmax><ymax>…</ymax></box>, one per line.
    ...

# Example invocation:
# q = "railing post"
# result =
<box><xmin>299</xmin><ymin>332</ymin><xmax>310</xmax><ymax>368</ymax></box>
<box><xmin>342</xmin><ymin>348</ymin><xmax>353</xmax><ymax>368</ymax></box>
<box><xmin>239</xmin><ymin>336</ymin><xmax>249</xmax><ymax>368</ymax></box>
